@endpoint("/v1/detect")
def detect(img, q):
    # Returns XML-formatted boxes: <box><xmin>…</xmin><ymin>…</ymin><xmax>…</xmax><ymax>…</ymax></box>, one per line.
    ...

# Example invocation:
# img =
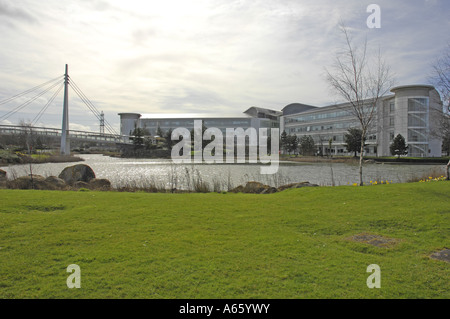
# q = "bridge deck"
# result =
<box><xmin>0</xmin><ymin>124</ymin><xmax>127</xmax><ymax>143</ymax></box>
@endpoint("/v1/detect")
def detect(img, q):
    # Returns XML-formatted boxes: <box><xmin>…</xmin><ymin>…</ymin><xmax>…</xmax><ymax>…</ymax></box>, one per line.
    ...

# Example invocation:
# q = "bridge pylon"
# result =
<box><xmin>60</xmin><ymin>64</ymin><xmax>70</xmax><ymax>155</ymax></box>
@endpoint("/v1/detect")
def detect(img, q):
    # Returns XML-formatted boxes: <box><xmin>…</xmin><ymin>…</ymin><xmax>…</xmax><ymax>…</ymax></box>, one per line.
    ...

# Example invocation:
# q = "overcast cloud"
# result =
<box><xmin>0</xmin><ymin>0</ymin><xmax>449</xmax><ymax>132</ymax></box>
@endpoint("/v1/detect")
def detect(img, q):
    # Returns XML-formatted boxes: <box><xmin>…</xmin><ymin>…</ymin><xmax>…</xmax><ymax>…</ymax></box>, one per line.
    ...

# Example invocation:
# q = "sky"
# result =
<box><xmin>0</xmin><ymin>0</ymin><xmax>449</xmax><ymax>133</ymax></box>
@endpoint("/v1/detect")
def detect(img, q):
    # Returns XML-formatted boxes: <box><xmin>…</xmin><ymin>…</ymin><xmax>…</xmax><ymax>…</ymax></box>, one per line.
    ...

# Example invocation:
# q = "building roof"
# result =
<box><xmin>390</xmin><ymin>84</ymin><xmax>435</xmax><ymax>93</ymax></box>
<box><xmin>139</xmin><ymin>113</ymin><xmax>249</xmax><ymax>119</ymax></box>
<box><xmin>117</xmin><ymin>112</ymin><xmax>141</xmax><ymax>117</ymax></box>
<box><xmin>243</xmin><ymin>106</ymin><xmax>282</xmax><ymax>120</ymax></box>
<box><xmin>139</xmin><ymin>107</ymin><xmax>282</xmax><ymax>120</ymax></box>
<box><xmin>281</xmin><ymin>103</ymin><xmax>318</xmax><ymax>116</ymax></box>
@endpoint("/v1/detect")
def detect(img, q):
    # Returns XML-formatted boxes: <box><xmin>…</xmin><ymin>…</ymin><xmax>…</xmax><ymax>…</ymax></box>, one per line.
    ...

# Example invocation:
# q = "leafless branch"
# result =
<box><xmin>325</xmin><ymin>23</ymin><xmax>395</xmax><ymax>185</ymax></box>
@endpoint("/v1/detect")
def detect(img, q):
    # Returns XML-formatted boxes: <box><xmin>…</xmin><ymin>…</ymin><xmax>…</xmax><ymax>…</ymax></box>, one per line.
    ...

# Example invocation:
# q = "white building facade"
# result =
<box><xmin>280</xmin><ymin>85</ymin><xmax>443</xmax><ymax>157</ymax></box>
<box><xmin>119</xmin><ymin>84</ymin><xmax>443</xmax><ymax>157</ymax></box>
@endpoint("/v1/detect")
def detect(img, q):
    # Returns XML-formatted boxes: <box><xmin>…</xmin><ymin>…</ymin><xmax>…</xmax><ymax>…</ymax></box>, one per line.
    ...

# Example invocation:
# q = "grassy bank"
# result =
<box><xmin>0</xmin><ymin>149</ymin><xmax>83</xmax><ymax>166</ymax></box>
<box><xmin>0</xmin><ymin>182</ymin><xmax>449</xmax><ymax>299</ymax></box>
<box><xmin>281</xmin><ymin>154</ymin><xmax>450</xmax><ymax>164</ymax></box>
<box><xmin>281</xmin><ymin>155</ymin><xmax>357</xmax><ymax>163</ymax></box>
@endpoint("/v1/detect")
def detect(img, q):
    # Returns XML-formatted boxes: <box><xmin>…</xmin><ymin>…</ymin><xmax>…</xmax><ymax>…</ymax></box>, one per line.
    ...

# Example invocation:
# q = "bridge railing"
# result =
<box><xmin>0</xmin><ymin>124</ymin><xmax>126</xmax><ymax>143</ymax></box>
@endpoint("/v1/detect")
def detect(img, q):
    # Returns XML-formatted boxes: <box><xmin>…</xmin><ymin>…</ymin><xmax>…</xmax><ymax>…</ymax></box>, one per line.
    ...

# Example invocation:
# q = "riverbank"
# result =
<box><xmin>0</xmin><ymin>181</ymin><xmax>448</xmax><ymax>298</ymax></box>
<box><xmin>1</xmin><ymin>153</ymin><xmax>447</xmax><ymax>189</ymax></box>
<box><xmin>281</xmin><ymin>155</ymin><xmax>450</xmax><ymax>164</ymax></box>
<box><xmin>0</xmin><ymin>149</ymin><xmax>83</xmax><ymax>167</ymax></box>
<box><xmin>281</xmin><ymin>155</ymin><xmax>358</xmax><ymax>163</ymax></box>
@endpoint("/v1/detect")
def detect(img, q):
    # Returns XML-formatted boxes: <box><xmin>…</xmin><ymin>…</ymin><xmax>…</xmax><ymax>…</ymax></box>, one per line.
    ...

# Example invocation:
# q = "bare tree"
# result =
<box><xmin>18</xmin><ymin>120</ymin><xmax>35</xmax><ymax>188</ymax></box>
<box><xmin>431</xmin><ymin>43</ymin><xmax>450</xmax><ymax>110</ymax></box>
<box><xmin>325</xmin><ymin>24</ymin><xmax>395</xmax><ymax>186</ymax></box>
<box><xmin>429</xmin><ymin>43</ymin><xmax>450</xmax><ymax>152</ymax></box>
<box><xmin>18</xmin><ymin>120</ymin><xmax>35</xmax><ymax>152</ymax></box>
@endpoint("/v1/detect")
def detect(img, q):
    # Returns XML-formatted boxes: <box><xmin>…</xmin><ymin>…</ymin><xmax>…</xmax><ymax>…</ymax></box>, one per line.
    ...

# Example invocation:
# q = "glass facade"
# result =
<box><xmin>407</xmin><ymin>97</ymin><xmax>428</xmax><ymax>157</ymax></box>
<box><xmin>284</xmin><ymin>109</ymin><xmax>353</xmax><ymax>124</ymax></box>
<box><xmin>281</xmin><ymin>93</ymin><xmax>435</xmax><ymax>157</ymax></box>
<box><xmin>408</xmin><ymin>98</ymin><xmax>428</xmax><ymax>112</ymax></box>
<box><xmin>282</xmin><ymin>103</ymin><xmax>379</xmax><ymax>156</ymax></box>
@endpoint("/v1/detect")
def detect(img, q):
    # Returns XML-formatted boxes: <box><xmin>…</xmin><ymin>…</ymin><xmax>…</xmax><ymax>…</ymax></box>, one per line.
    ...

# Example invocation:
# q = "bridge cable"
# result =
<box><xmin>0</xmin><ymin>75</ymin><xmax>64</xmax><ymax>106</ymax></box>
<box><xmin>70</xmin><ymin>83</ymin><xmax>120</xmax><ymax>137</ymax></box>
<box><xmin>68</xmin><ymin>78</ymin><xmax>119</xmax><ymax>136</ymax></box>
<box><xmin>0</xmin><ymin>80</ymin><xmax>62</xmax><ymax>121</ymax></box>
<box><xmin>68</xmin><ymin>81</ymin><xmax>107</xmax><ymax>130</ymax></box>
<box><xmin>31</xmin><ymin>82</ymin><xmax>64</xmax><ymax>126</ymax></box>
<box><xmin>0</xmin><ymin>80</ymin><xmax>63</xmax><ymax>122</ymax></box>
<box><xmin>68</xmin><ymin>78</ymin><xmax>108</xmax><ymax>124</ymax></box>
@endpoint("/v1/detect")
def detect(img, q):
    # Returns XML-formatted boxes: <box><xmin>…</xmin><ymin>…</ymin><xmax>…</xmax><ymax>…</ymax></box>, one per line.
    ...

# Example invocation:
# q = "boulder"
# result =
<box><xmin>277</xmin><ymin>182</ymin><xmax>319</xmax><ymax>192</ymax></box>
<box><xmin>45</xmin><ymin>176</ymin><xmax>67</xmax><ymax>190</ymax></box>
<box><xmin>243</xmin><ymin>181</ymin><xmax>277</xmax><ymax>194</ymax></box>
<box><xmin>0</xmin><ymin>171</ymin><xmax>6</xmax><ymax>189</ymax></box>
<box><xmin>88</xmin><ymin>178</ymin><xmax>112</xmax><ymax>190</ymax></box>
<box><xmin>6</xmin><ymin>175</ymin><xmax>69</xmax><ymax>190</ymax></box>
<box><xmin>231</xmin><ymin>181</ymin><xmax>277</xmax><ymax>194</ymax></box>
<box><xmin>260</xmin><ymin>186</ymin><xmax>278</xmax><ymax>194</ymax></box>
<box><xmin>229</xmin><ymin>185</ymin><xmax>244</xmax><ymax>193</ymax></box>
<box><xmin>10</xmin><ymin>175</ymin><xmax>47</xmax><ymax>190</ymax></box>
<box><xmin>0</xmin><ymin>169</ymin><xmax>6</xmax><ymax>181</ymax></box>
<box><xmin>72</xmin><ymin>181</ymin><xmax>90</xmax><ymax>190</ymax></box>
<box><xmin>59</xmin><ymin>164</ymin><xmax>95</xmax><ymax>185</ymax></box>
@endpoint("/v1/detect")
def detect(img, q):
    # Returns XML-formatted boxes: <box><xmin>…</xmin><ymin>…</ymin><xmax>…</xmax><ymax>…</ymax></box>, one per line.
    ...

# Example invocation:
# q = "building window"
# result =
<box><xmin>389</xmin><ymin>102</ymin><xmax>395</xmax><ymax>113</ymax></box>
<box><xmin>408</xmin><ymin>98</ymin><xmax>428</xmax><ymax>112</ymax></box>
<box><xmin>408</xmin><ymin>114</ymin><xmax>427</xmax><ymax>127</ymax></box>
<box><xmin>408</xmin><ymin>128</ymin><xmax>427</xmax><ymax>142</ymax></box>
<box><xmin>409</xmin><ymin>144</ymin><xmax>428</xmax><ymax>157</ymax></box>
<box><xmin>389</xmin><ymin>117</ymin><xmax>394</xmax><ymax>127</ymax></box>
<box><xmin>389</xmin><ymin>132</ymin><xmax>394</xmax><ymax>141</ymax></box>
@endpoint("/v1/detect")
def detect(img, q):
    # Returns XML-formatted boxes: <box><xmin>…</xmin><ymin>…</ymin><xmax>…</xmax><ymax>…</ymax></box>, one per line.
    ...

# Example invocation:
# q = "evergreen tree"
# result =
<box><xmin>299</xmin><ymin>135</ymin><xmax>315</xmax><ymax>156</ymax></box>
<box><xmin>280</xmin><ymin>130</ymin><xmax>288</xmax><ymax>154</ymax></box>
<box><xmin>344</xmin><ymin>128</ymin><xmax>365</xmax><ymax>157</ymax></box>
<box><xmin>131</xmin><ymin>127</ymin><xmax>145</xmax><ymax>148</ymax></box>
<box><xmin>164</xmin><ymin>128</ymin><xmax>174</xmax><ymax>149</ymax></box>
<box><xmin>390</xmin><ymin>134</ymin><xmax>408</xmax><ymax>158</ymax></box>
<box><xmin>286</xmin><ymin>135</ymin><xmax>299</xmax><ymax>155</ymax></box>
<box><xmin>156</xmin><ymin>125</ymin><xmax>164</xmax><ymax>137</ymax></box>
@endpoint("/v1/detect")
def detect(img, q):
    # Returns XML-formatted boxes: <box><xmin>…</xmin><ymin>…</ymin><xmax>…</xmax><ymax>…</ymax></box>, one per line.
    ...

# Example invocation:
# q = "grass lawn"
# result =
<box><xmin>0</xmin><ymin>182</ymin><xmax>449</xmax><ymax>299</ymax></box>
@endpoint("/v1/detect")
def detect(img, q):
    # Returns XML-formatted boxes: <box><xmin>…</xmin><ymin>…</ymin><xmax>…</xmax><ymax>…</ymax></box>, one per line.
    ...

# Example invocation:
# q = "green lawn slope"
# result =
<box><xmin>0</xmin><ymin>182</ymin><xmax>448</xmax><ymax>298</ymax></box>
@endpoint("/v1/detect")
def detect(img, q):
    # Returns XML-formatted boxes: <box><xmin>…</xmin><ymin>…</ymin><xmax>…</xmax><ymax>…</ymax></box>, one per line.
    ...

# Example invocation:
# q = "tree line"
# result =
<box><xmin>132</xmin><ymin>122</ymin><xmax>410</xmax><ymax>158</ymax></box>
<box><xmin>280</xmin><ymin>128</ymin><xmax>409</xmax><ymax>158</ymax></box>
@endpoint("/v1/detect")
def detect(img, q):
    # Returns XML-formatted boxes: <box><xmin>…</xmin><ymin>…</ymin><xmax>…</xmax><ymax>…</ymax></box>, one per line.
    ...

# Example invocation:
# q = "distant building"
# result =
<box><xmin>280</xmin><ymin>84</ymin><xmax>443</xmax><ymax>157</ymax></box>
<box><xmin>119</xmin><ymin>84</ymin><xmax>443</xmax><ymax>157</ymax></box>
<box><xmin>118</xmin><ymin>107</ymin><xmax>281</xmax><ymax>142</ymax></box>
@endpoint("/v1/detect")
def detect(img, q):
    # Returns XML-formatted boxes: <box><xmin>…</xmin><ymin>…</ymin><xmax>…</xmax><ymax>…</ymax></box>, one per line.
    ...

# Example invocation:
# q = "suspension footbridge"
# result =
<box><xmin>0</xmin><ymin>65</ymin><xmax>126</xmax><ymax>153</ymax></box>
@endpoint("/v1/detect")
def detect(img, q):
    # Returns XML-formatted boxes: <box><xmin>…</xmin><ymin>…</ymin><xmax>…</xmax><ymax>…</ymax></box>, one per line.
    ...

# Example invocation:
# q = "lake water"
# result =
<box><xmin>1</xmin><ymin>154</ymin><xmax>446</xmax><ymax>191</ymax></box>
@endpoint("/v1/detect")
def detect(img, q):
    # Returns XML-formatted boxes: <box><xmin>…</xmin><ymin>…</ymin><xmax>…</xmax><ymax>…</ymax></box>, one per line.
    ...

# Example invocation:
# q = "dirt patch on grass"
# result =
<box><xmin>23</xmin><ymin>204</ymin><xmax>66</xmax><ymax>212</ymax></box>
<box><xmin>430</xmin><ymin>249</ymin><xmax>450</xmax><ymax>263</ymax></box>
<box><xmin>348</xmin><ymin>232</ymin><xmax>401</xmax><ymax>248</ymax></box>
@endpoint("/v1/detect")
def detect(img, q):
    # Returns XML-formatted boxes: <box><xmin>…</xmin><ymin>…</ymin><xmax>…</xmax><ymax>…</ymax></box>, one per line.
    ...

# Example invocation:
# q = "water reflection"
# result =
<box><xmin>2</xmin><ymin>154</ymin><xmax>445</xmax><ymax>191</ymax></box>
